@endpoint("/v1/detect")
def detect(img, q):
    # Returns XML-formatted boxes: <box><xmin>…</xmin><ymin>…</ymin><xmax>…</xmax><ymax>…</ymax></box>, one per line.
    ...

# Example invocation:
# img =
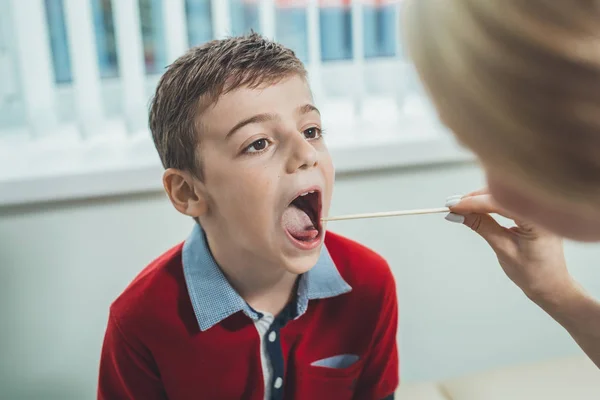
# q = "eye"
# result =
<box><xmin>245</xmin><ymin>138</ymin><xmax>270</xmax><ymax>154</ymax></box>
<box><xmin>303</xmin><ymin>127</ymin><xmax>322</xmax><ymax>140</ymax></box>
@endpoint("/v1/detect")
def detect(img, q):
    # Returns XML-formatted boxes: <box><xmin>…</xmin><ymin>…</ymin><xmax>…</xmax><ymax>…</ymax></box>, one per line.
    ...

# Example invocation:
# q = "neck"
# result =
<box><xmin>205</xmin><ymin>231</ymin><xmax>298</xmax><ymax>316</ymax></box>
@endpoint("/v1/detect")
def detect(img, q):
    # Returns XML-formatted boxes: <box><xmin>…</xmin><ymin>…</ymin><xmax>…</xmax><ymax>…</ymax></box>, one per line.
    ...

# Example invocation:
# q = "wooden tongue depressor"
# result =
<box><xmin>321</xmin><ymin>207</ymin><xmax>450</xmax><ymax>222</ymax></box>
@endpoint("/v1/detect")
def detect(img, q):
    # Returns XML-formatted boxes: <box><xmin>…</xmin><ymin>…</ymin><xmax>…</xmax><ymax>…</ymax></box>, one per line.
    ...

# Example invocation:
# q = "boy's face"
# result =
<box><xmin>197</xmin><ymin>75</ymin><xmax>334</xmax><ymax>274</ymax></box>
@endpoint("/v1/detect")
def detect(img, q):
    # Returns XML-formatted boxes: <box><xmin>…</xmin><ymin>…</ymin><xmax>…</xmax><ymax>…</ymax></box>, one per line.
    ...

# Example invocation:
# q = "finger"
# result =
<box><xmin>463</xmin><ymin>187</ymin><xmax>489</xmax><ymax>198</ymax></box>
<box><xmin>459</xmin><ymin>213</ymin><xmax>515</xmax><ymax>255</ymax></box>
<box><xmin>445</xmin><ymin>188</ymin><xmax>488</xmax><ymax>202</ymax></box>
<box><xmin>448</xmin><ymin>194</ymin><xmax>516</xmax><ymax>220</ymax></box>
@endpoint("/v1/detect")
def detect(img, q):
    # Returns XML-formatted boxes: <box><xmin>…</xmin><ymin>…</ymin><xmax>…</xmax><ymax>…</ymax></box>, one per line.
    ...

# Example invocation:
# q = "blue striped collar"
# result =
<box><xmin>182</xmin><ymin>224</ymin><xmax>352</xmax><ymax>331</ymax></box>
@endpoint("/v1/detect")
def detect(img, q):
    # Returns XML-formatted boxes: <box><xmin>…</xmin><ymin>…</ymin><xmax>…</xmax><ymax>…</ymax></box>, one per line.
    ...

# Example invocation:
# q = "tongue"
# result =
<box><xmin>282</xmin><ymin>205</ymin><xmax>318</xmax><ymax>241</ymax></box>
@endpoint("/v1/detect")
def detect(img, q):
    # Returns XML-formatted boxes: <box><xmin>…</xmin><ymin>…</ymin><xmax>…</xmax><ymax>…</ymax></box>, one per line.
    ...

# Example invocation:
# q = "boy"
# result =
<box><xmin>98</xmin><ymin>33</ymin><xmax>398</xmax><ymax>400</ymax></box>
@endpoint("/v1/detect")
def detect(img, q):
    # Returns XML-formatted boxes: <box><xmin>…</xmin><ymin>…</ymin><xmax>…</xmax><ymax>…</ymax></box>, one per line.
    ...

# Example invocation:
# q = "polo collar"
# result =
<box><xmin>182</xmin><ymin>224</ymin><xmax>352</xmax><ymax>331</ymax></box>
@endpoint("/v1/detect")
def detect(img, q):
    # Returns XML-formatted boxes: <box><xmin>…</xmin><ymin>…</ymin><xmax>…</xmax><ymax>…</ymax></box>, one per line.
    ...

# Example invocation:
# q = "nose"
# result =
<box><xmin>285</xmin><ymin>132</ymin><xmax>319</xmax><ymax>174</ymax></box>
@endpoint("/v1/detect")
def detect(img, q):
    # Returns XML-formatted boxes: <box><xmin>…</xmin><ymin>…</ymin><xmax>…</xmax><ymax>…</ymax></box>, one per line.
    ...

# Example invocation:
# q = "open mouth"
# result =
<box><xmin>282</xmin><ymin>189</ymin><xmax>322</xmax><ymax>244</ymax></box>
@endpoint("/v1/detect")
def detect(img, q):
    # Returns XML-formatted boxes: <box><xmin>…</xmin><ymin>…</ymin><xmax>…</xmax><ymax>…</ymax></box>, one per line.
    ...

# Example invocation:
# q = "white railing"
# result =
<box><xmin>8</xmin><ymin>0</ymin><xmax>59</xmax><ymax>137</ymax></box>
<box><xmin>3</xmin><ymin>0</ymin><xmax>430</xmax><ymax>137</ymax></box>
<box><xmin>63</xmin><ymin>0</ymin><xmax>104</xmax><ymax>137</ymax></box>
<box><xmin>162</xmin><ymin>0</ymin><xmax>189</xmax><ymax>64</ymax></box>
<box><xmin>0</xmin><ymin>0</ymin><xmax>471</xmax><ymax>206</ymax></box>
<box><xmin>111</xmin><ymin>0</ymin><xmax>148</xmax><ymax>133</ymax></box>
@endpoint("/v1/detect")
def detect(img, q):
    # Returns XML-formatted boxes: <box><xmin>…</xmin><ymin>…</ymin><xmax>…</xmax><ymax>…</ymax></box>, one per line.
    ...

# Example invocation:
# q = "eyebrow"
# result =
<box><xmin>225</xmin><ymin>104</ymin><xmax>321</xmax><ymax>139</ymax></box>
<box><xmin>226</xmin><ymin>113</ymin><xmax>278</xmax><ymax>139</ymax></box>
<box><xmin>298</xmin><ymin>103</ymin><xmax>320</xmax><ymax>116</ymax></box>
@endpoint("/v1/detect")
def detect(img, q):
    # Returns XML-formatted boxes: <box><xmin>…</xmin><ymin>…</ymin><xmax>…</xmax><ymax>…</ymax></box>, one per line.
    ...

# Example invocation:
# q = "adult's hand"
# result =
<box><xmin>446</xmin><ymin>188</ymin><xmax>600</xmax><ymax>369</ymax></box>
<box><xmin>445</xmin><ymin>188</ymin><xmax>572</xmax><ymax>300</ymax></box>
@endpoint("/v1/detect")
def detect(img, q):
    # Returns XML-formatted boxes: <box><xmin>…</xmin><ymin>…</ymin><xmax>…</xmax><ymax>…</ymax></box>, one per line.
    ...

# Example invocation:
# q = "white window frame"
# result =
<box><xmin>0</xmin><ymin>0</ymin><xmax>473</xmax><ymax>207</ymax></box>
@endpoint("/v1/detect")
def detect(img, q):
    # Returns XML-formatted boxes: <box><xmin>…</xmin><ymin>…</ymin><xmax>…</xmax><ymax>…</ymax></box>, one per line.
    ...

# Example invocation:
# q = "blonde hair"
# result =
<box><xmin>403</xmin><ymin>0</ymin><xmax>600</xmax><ymax>207</ymax></box>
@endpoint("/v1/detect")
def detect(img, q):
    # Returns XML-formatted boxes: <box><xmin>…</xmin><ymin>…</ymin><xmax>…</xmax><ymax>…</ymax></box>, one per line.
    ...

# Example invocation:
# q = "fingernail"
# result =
<box><xmin>445</xmin><ymin>213</ymin><xmax>465</xmax><ymax>224</ymax></box>
<box><xmin>445</xmin><ymin>198</ymin><xmax>462</xmax><ymax>207</ymax></box>
<box><xmin>446</xmin><ymin>195</ymin><xmax>463</xmax><ymax>200</ymax></box>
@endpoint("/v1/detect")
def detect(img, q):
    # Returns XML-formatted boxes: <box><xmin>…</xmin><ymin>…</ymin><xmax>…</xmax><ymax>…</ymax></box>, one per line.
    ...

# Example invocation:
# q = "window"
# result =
<box><xmin>230</xmin><ymin>0</ymin><xmax>260</xmax><ymax>36</ymax></box>
<box><xmin>186</xmin><ymin>0</ymin><xmax>213</xmax><ymax>47</ymax></box>
<box><xmin>0</xmin><ymin>0</ymin><xmax>467</xmax><ymax>206</ymax></box>
<box><xmin>320</xmin><ymin>1</ymin><xmax>353</xmax><ymax>61</ymax></box>
<box><xmin>45</xmin><ymin>0</ymin><xmax>119</xmax><ymax>82</ymax></box>
<box><xmin>276</xmin><ymin>2</ymin><xmax>308</xmax><ymax>62</ymax></box>
<box><xmin>43</xmin><ymin>0</ymin><xmax>402</xmax><ymax>81</ymax></box>
<box><xmin>139</xmin><ymin>0</ymin><xmax>167</xmax><ymax>75</ymax></box>
<box><xmin>363</xmin><ymin>1</ymin><xmax>397</xmax><ymax>58</ymax></box>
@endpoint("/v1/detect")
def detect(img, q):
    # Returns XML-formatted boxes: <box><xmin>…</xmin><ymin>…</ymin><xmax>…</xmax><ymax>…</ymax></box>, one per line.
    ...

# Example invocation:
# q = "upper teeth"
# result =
<box><xmin>300</xmin><ymin>191</ymin><xmax>315</xmax><ymax>196</ymax></box>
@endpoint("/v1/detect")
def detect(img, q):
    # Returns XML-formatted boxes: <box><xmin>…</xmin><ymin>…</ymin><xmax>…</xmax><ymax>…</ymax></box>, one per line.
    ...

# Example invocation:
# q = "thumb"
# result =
<box><xmin>447</xmin><ymin>212</ymin><xmax>514</xmax><ymax>255</ymax></box>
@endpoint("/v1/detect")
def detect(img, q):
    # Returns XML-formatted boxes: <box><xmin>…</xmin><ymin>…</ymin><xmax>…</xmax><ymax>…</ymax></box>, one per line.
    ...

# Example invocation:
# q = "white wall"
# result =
<box><xmin>1</xmin><ymin>161</ymin><xmax>599</xmax><ymax>399</ymax></box>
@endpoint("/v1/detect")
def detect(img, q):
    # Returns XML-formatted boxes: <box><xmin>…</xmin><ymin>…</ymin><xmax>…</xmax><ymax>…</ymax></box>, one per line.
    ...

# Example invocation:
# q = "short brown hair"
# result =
<box><xmin>149</xmin><ymin>33</ymin><xmax>307</xmax><ymax>178</ymax></box>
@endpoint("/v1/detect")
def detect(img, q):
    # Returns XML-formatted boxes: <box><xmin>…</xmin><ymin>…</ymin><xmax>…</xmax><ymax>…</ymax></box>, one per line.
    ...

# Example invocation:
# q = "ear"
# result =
<box><xmin>163</xmin><ymin>168</ymin><xmax>208</xmax><ymax>218</ymax></box>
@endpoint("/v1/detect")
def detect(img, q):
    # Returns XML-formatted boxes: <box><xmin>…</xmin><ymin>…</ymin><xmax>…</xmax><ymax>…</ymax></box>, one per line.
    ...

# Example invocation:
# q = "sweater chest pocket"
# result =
<box><xmin>291</xmin><ymin>357</ymin><xmax>365</xmax><ymax>400</ymax></box>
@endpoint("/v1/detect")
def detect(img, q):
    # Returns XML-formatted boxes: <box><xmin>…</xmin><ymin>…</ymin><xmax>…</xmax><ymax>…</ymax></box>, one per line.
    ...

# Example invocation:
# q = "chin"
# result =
<box><xmin>539</xmin><ymin>218</ymin><xmax>600</xmax><ymax>243</ymax></box>
<box><xmin>488</xmin><ymin>178</ymin><xmax>600</xmax><ymax>242</ymax></box>
<box><xmin>281</xmin><ymin>248</ymin><xmax>322</xmax><ymax>275</ymax></box>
